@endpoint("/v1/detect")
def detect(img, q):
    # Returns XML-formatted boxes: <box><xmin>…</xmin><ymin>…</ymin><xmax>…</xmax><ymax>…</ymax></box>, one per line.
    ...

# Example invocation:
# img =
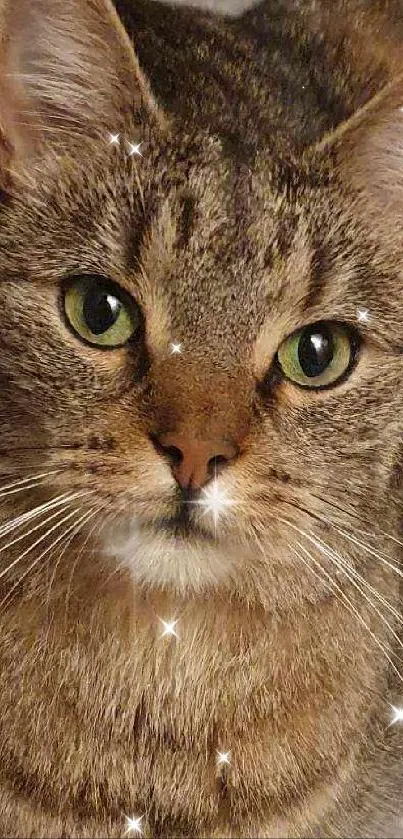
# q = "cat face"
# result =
<box><xmin>0</xmin><ymin>0</ymin><xmax>402</xmax><ymax>607</ymax></box>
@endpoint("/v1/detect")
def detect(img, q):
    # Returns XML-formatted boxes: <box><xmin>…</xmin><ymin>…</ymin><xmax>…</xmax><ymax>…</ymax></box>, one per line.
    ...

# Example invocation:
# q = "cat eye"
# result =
<box><xmin>276</xmin><ymin>321</ymin><xmax>356</xmax><ymax>388</ymax></box>
<box><xmin>63</xmin><ymin>275</ymin><xmax>140</xmax><ymax>348</ymax></box>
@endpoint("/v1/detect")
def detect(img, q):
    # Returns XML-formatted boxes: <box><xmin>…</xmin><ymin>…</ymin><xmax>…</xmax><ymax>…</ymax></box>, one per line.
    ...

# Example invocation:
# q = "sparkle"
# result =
<box><xmin>127</xmin><ymin>141</ymin><xmax>143</xmax><ymax>157</ymax></box>
<box><xmin>191</xmin><ymin>479</ymin><xmax>236</xmax><ymax>534</ymax></box>
<box><xmin>216</xmin><ymin>750</ymin><xmax>231</xmax><ymax>766</ymax></box>
<box><xmin>356</xmin><ymin>307</ymin><xmax>370</xmax><ymax>323</ymax></box>
<box><xmin>170</xmin><ymin>342</ymin><xmax>182</xmax><ymax>354</ymax></box>
<box><xmin>124</xmin><ymin>815</ymin><xmax>144</xmax><ymax>836</ymax></box>
<box><xmin>159</xmin><ymin>618</ymin><xmax>179</xmax><ymax>639</ymax></box>
<box><xmin>388</xmin><ymin>704</ymin><xmax>403</xmax><ymax>727</ymax></box>
<box><xmin>108</xmin><ymin>132</ymin><xmax>120</xmax><ymax>145</ymax></box>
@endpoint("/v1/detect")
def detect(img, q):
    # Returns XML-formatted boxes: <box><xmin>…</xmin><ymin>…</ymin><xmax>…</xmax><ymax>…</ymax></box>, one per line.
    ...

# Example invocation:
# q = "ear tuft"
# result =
<box><xmin>0</xmin><ymin>0</ymin><xmax>163</xmax><ymax>168</ymax></box>
<box><xmin>305</xmin><ymin>75</ymin><xmax>403</xmax><ymax>215</ymax></box>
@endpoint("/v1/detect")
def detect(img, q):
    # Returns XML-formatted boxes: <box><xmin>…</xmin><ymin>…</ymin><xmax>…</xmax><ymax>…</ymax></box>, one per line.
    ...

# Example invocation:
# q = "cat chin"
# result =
<box><xmin>99</xmin><ymin>516</ymin><xmax>246</xmax><ymax>592</ymax></box>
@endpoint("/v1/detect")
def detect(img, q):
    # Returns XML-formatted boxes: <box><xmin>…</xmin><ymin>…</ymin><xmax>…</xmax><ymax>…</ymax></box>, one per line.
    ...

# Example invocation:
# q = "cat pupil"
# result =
<box><xmin>83</xmin><ymin>289</ymin><xmax>121</xmax><ymax>335</ymax></box>
<box><xmin>298</xmin><ymin>326</ymin><xmax>334</xmax><ymax>377</ymax></box>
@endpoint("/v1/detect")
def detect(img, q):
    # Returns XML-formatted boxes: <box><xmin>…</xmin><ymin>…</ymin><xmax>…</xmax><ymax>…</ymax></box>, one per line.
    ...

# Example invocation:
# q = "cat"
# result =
<box><xmin>0</xmin><ymin>0</ymin><xmax>402</xmax><ymax>835</ymax></box>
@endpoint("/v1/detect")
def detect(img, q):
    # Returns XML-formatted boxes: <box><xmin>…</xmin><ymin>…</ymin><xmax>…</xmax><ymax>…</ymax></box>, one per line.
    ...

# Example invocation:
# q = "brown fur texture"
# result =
<box><xmin>0</xmin><ymin>0</ymin><xmax>402</xmax><ymax>836</ymax></box>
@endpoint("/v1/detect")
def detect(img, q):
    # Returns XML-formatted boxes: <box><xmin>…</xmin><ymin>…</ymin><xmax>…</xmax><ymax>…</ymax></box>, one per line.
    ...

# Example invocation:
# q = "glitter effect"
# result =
<box><xmin>216</xmin><ymin>750</ymin><xmax>231</xmax><ymax>766</ymax></box>
<box><xmin>124</xmin><ymin>815</ymin><xmax>144</xmax><ymax>836</ymax></box>
<box><xmin>357</xmin><ymin>307</ymin><xmax>370</xmax><ymax>323</ymax></box>
<box><xmin>170</xmin><ymin>342</ymin><xmax>183</xmax><ymax>354</ymax></box>
<box><xmin>389</xmin><ymin>704</ymin><xmax>403</xmax><ymax>726</ymax></box>
<box><xmin>159</xmin><ymin>618</ymin><xmax>179</xmax><ymax>639</ymax></box>
<box><xmin>109</xmin><ymin>133</ymin><xmax>120</xmax><ymax>145</ymax></box>
<box><xmin>127</xmin><ymin>142</ymin><xmax>143</xmax><ymax>157</ymax></box>
<box><xmin>191</xmin><ymin>479</ymin><xmax>236</xmax><ymax>533</ymax></box>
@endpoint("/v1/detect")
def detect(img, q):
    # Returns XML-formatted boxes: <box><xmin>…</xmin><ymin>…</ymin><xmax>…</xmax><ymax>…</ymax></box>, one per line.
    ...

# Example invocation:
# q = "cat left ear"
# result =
<box><xmin>0</xmin><ymin>0</ymin><xmax>164</xmax><ymax>173</ymax></box>
<box><xmin>307</xmin><ymin>74</ymin><xmax>403</xmax><ymax>209</ymax></box>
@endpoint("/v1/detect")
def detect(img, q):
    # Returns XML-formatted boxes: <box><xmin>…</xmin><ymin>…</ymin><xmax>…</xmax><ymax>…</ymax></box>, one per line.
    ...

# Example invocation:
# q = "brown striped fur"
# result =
<box><xmin>0</xmin><ymin>0</ymin><xmax>402</xmax><ymax>836</ymax></box>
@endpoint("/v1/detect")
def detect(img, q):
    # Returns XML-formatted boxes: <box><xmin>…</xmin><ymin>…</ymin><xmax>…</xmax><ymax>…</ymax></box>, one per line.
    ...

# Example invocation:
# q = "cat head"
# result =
<box><xmin>0</xmin><ymin>0</ymin><xmax>402</xmax><ymax>608</ymax></box>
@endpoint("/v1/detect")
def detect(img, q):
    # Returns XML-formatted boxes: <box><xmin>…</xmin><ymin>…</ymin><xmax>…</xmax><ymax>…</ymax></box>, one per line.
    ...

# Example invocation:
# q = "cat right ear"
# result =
<box><xmin>0</xmin><ymin>0</ymin><xmax>165</xmax><ymax>180</ymax></box>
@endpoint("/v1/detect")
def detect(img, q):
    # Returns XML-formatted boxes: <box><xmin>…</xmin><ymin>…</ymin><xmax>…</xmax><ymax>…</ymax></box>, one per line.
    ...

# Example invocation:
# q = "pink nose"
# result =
<box><xmin>155</xmin><ymin>432</ymin><xmax>238</xmax><ymax>490</ymax></box>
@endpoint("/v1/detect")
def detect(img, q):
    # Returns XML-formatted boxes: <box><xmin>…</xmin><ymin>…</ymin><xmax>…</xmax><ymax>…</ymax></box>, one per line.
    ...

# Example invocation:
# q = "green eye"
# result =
<box><xmin>277</xmin><ymin>322</ymin><xmax>355</xmax><ymax>388</ymax></box>
<box><xmin>64</xmin><ymin>275</ymin><xmax>140</xmax><ymax>348</ymax></box>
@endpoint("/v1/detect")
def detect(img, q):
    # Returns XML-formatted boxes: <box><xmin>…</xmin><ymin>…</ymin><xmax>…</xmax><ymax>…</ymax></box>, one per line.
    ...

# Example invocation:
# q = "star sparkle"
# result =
<box><xmin>191</xmin><ymin>479</ymin><xmax>236</xmax><ymax>534</ymax></box>
<box><xmin>170</xmin><ymin>342</ymin><xmax>183</xmax><ymax>354</ymax></box>
<box><xmin>356</xmin><ymin>307</ymin><xmax>370</xmax><ymax>324</ymax></box>
<box><xmin>109</xmin><ymin>132</ymin><xmax>120</xmax><ymax>145</ymax></box>
<box><xmin>127</xmin><ymin>141</ymin><xmax>143</xmax><ymax>157</ymax></box>
<box><xmin>159</xmin><ymin>618</ymin><xmax>179</xmax><ymax>639</ymax></box>
<box><xmin>124</xmin><ymin>815</ymin><xmax>144</xmax><ymax>836</ymax></box>
<box><xmin>216</xmin><ymin>750</ymin><xmax>231</xmax><ymax>766</ymax></box>
<box><xmin>388</xmin><ymin>704</ymin><xmax>403</xmax><ymax>727</ymax></box>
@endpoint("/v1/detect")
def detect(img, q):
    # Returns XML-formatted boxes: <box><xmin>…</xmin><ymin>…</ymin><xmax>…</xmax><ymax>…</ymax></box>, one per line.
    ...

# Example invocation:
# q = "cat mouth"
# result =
<box><xmin>150</xmin><ymin>507</ymin><xmax>215</xmax><ymax>542</ymax></box>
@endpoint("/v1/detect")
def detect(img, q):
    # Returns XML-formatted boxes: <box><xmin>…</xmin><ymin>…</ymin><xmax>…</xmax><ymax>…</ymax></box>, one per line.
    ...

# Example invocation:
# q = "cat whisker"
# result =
<box><xmin>16</xmin><ymin>109</ymin><xmax>83</xmax><ymax>125</ymax></box>
<box><xmin>63</xmin><ymin>499</ymin><xmax>113</xmax><ymax>621</ymax></box>
<box><xmin>0</xmin><ymin>506</ymin><xmax>98</xmax><ymax>616</ymax></box>
<box><xmin>250</xmin><ymin>523</ymin><xmax>402</xmax><ymax>677</ymax></box>
<box><xmin>282</xmin><ymin>509</ymin><xmax>400</xmax><ymax>630</ymax></box>
<box><xmin>0</xmin><ymin>491</ymin><xmax>92</xmax><ymax>580</ymax></box>
<box><xmin>317</xmin><ymin>515</ymin><xmax>403</xmax><ymax>581</ymax></box>
<box><xmin>277</xmin><ymin>515</ymin><xmax>403</xmax><ymax>677</ymax></box>
<box><xmin>5</xmin><ymin>73</ymin><xmax>69</xmax><ymax>79</ymax></box>
<box><xmin>289</xmin><ymin>541</ymin><xmax>403</xmax><ymax>684</ymax></box>
<box><xmin>45</xmin><ymin>503</ymin><xmax>103</xmax><ymax>613</ymax></box>
<box><xmin>256</xmin><ymin>509</ymin><xmax>403</xmax><ymax>683</ymax></box>
<box><xmin>299</xmin><ymin>525</ymin><xmax>403</xmax><ymax>657</ymax></box>
<box><xmin>286</xmin><ymin>496</ymin><xmax>403</xmax><ymax>578</ymax></box>
<box><xmin>281</xmin><ymin>498</ymin><xmax>403</xmax><ymax>659</ymax></box>
<box><xmin>15</xmin><ymin>122</ymin><xmax>85</xmax><ymax>136</ymax></box>
<box><xmin>0</xmin><ymin>490</ymin><xmax>91</xmax><ymax>560</ymax></box>
<box><xmin>309</xmin><ymin>491</ymin><xmax>403</xmax><ymax>550</ymax></box>
<box><xmin>309</xmin><ymin>504</ymin><xmax>403</xmax><ymax>574</ymax></box>
<box><xmin>0</xmin><ymin>478</ymin><xmax>64</xmax><ymax>499</ymax></box>
<box><xmin>0</xmin><ymin>491</ymin><xmax>80</xmax><ymax>539</ymax></box>
<box><xmin>0</xmin><ymin>469</ymin><xmax>61</xmax><ymax>496</ymax></box>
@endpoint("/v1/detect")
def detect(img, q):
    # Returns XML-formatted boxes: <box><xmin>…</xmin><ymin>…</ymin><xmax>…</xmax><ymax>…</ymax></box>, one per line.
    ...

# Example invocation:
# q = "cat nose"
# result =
<box><xmin>152</xmin><ymin>432</ymin><xmax>238</xmax><ymax>490</ymax></box>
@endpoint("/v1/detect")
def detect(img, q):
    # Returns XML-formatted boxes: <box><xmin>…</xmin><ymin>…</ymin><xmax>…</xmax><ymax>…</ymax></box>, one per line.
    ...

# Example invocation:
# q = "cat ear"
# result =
<box><xmin>308</xmin><ymin>74</ymin><xmax>403</xmax><ymax>212</ymax></box>
<box><xmin>0</xmin><ymin>0</ymin><xmax>163</xmax><ymax>173</ymax></box>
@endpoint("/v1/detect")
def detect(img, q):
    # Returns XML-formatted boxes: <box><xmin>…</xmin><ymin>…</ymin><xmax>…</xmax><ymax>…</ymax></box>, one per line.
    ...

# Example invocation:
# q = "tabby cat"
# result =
<box><xmin>0</xmin><ymin>0</ymin><xmax>402</xmax><ymax>835</ymax></box>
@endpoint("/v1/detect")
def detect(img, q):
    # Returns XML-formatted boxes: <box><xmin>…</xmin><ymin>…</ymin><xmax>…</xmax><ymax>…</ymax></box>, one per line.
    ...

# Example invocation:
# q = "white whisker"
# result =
<box><xmin>0</xmin><ymin>507</ymin><xmax>97</xmax><ymax>615</ymax></box>
<box><xmin>0</xmin><ymin>491</ymin><xmax>79</xmax><ymax>539</ymax></box>
<box><xmin>45</xmin><ymin>505</ymin><xmax>101</xmax><ymax>611</ymax></box>
<box><xmin>0</xmin><ymin>492</ymin><xmax>91</xmax><ymax>580</ymax></box>
<box><xmin>293</xmin><ymin>538</ymin><xmax>403</xmax><ymax>683</ymax></box>
<box><xmin>301</xmin><ymin>528</ymin><xmax>403</xmax><ymax>660</ymax></box>
<box><xmin>326</xmin><ymin>523</ymin><xmax>403</xmax><ymax>580</ymax></box>
<box><xmin>280</xmin><ymin>512</ymin><xmax>401</xmax><ymax>647</ymax></box>
<box><xmin>0</xmin><ymin>469</ymin><xmax>61</xmax><ymax>497</ymax></box>
<box><xmin>15</xmin><ymin>122</ymin><xmax>85</xmax><ymax>136</ymax></box>
<box><xmin>277</xmin><ymin>515</ymin><xmax>403</xmax><ymax>682</ymax></box>
<box><xmin>310</xmin><ymin>492</ymin><xmax>403</xmax><ymax>553</ymax></box>
<box><xmin>63</xmin><ymin>500</ymin><xmax>112</xmax><ymax>620</ymax></box>
<box><xmin>305</xmin><ymin>511</ymin><xmax>403</xmax><ymax>623</ymax></box>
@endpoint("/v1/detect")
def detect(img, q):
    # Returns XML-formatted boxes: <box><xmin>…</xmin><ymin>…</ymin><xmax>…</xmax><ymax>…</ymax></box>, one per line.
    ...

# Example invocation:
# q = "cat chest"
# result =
<box><xmin>0</xmin><ymin>594</ymin><xmax>375</xmax><ymax>836</ymax></box>
<box><xmin>8</xmin><ymin>661</ymin><xmax>354</xmax><ymax>838</ymax></box>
